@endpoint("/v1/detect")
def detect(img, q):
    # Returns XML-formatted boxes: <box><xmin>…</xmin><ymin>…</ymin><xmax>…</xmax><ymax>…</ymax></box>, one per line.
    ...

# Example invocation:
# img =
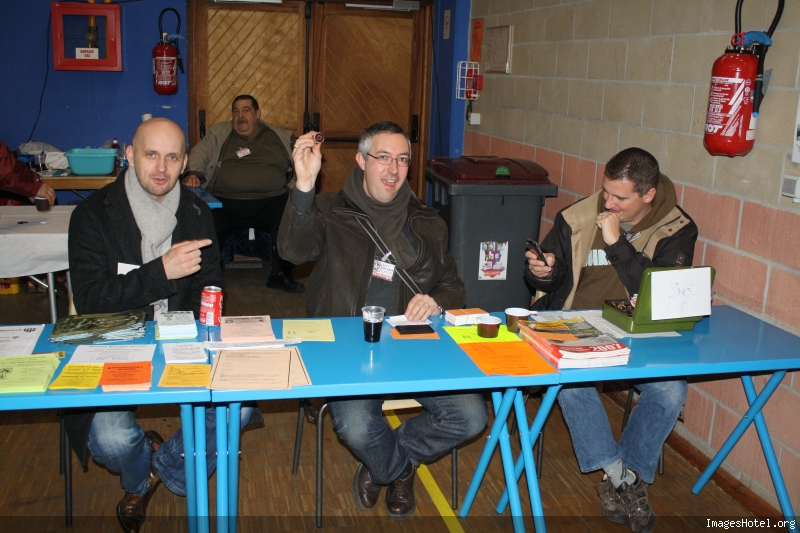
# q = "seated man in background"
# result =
<box><xmin>68</xmin><ymin>118</ymin><xmax>258</xmax><ymax>533</ymax></box>
<box><xmin>0</xmin><ymin>140</ymin><xmax>56</xmax><ymax>206</ymax></box>
<box><xmin>525</xmin><ymin>147</ymin><xmax>698</xmax><ymax>533</ymax></box>
<box><xmin>182</xmin><ymin>94</ymin><xmax>303</xmax><ymax>293</ymax></box>
<box><xmin>280</xmin><ymin>121</ymin><xmax>487</xmax><ymax>519</ymax></box>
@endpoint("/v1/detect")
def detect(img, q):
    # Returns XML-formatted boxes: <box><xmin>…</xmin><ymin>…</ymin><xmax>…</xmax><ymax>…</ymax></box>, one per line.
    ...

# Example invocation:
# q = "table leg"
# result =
<box><xmin>493</xmin><ymin>390</ymin><xmax>526</xmax><ymax>533</ymax></box>
<box><xmin>180</xmin><ymin>405</ymin><xmax>198</xmax><ymax>533</ymax></box>
<box><xmin>194</xmin><ymin>406</ymin><xmax>210</xmax><ymax>533</ymax></box>
<box><xmin>459</xmin><ymin>388</ymin><xmax>517</xmax><ymax>519</ymax></box>
<box><xmin>692</xmin><ymin>373</ymin><xmax>796</xmax><ymax>530</ymax></box>
<box><xmin>46</xmin><ymin>272</ymin><xmax>57</xmax><ymax>323</ymax></box>
<box><xmin>66</xmin><ymin>270</ymin><xmax>76</xmax><ymax>316</ymax></box>
<box><xmin>216</xmin><ymin>405</ymin><xmax>229</xmax><ymax>533</ymax></box>
<box><xmin>497</xmin><ymin>385</ymin><xmax>561</xmax><ymax>515</ymax></box>
<box><xmin>228</xmin><ymin>403</ymin><xmax>241</xmax><ymax>533</ymax></box>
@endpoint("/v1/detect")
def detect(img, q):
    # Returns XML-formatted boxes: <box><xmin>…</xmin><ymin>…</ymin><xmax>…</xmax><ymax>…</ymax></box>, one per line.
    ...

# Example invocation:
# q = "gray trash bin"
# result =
<box><xmin>426</xmin><ymin>156</ymin><xmax>558</xmax><ymax>311</ymax></box>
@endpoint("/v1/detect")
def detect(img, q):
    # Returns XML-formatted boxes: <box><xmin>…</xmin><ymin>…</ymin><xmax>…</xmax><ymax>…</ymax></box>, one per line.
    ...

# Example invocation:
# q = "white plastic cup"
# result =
<box><xmin>476</xmin><ymin>315</ymin><xmax>502</xmax><ymax>338</ymax></box>
<box><xmin>504</xmin><ymin>307</ymin><xmax>531</xmax><ymax>333</ymax></box>
<box><xmin>362</xmin><ymin>306</ymin><xmax>385</xmax><ymax>342</ymax></box>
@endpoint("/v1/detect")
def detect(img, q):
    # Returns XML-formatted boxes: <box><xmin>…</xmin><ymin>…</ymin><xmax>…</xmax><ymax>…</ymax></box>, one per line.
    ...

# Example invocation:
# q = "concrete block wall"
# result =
<box><xmin>465</xmin><ymin>0</ymin><xmax>800</xmax><ymax>511</ymax></box>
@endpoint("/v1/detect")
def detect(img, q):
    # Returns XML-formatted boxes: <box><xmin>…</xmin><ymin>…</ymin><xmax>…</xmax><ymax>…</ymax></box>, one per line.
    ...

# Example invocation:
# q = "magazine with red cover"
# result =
<box><xmin>518</xmin><ymin>318</ymin><xmax>629</xmax><ymax>368</ymax></box>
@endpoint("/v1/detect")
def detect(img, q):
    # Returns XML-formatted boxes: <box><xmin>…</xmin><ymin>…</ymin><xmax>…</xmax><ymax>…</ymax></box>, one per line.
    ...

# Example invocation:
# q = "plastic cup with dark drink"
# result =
<box><xmin>34</xmin><ymin>196</ymin><xmax>50</xmax><ymax>212</ymax></box>
<box><xmin>362</xmin><ymin>306</ymin><xmax>385</xmax><ymax>342</ymax></box>
<box><xmin>504</xmin><ymin>307</ymin><xmax>530</xmax><ymax>333</ymax></box>
<box><xmin>34</xmin><ymin>152</ymin><xmax>47</xmax><ymax>172</ymax></box>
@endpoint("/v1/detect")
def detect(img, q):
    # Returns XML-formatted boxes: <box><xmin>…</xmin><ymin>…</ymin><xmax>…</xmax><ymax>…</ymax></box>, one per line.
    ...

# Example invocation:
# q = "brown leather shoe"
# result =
<box><xmin>144</xmin><ymin>430</ymin><xmax>164</xmax><ymax>452</ymax></box>
<box><xmin>352</xmin><ymin>462</ymin><xmax>382</xmax><ymax>510</ymax></box>
<box><xmin>385</xmin><ymin>464</ymin><xmax>416</xmax><ymax>520</ymax></box>
<box><xmin>116</xmin><ymin>466</ymin><xmax>161</xmax><ymax>533</ymax></box>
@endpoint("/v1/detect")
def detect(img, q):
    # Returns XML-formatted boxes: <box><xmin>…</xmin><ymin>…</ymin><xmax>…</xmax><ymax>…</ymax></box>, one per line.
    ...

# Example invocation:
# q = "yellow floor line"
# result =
<box><xmin>384</xmin><ymin>411</ymin><xmax>466</xmax><ymax>533</ymax></box>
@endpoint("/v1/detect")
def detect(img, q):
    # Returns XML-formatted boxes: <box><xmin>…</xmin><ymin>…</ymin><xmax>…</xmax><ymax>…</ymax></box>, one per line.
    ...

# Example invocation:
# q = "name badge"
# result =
<box><xmin>236</xmin><ymin>147</ymin><xmax>251</xmax><ymax>158</ymax></box>
<box><xmin>372</xmin><ymin>260</ymin><xmax>395</xmax><ymax>281</ymax></box>
<box><xmin>117</xmin><ymin>262</ymin><xmax>140</xmax><ymax>275</ymax></box>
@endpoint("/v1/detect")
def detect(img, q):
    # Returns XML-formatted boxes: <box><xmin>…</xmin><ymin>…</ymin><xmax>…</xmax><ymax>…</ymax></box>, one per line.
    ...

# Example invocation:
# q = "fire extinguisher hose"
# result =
<box><xmin>733</xmin><ymin>0</ymin><xmax>784</xmax><ymax>115</ymax></box>
<box><xmin>159</xmin><ymin>8</ymin><xmax>184</xmax><ymax>74</ymax></box>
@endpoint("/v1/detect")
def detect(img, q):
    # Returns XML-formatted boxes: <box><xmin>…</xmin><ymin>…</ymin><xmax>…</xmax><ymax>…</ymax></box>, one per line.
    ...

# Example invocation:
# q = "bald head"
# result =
<box><xmin>125</xmin><ymin>118</ymin><xmax>188</xmax><ymax>202</ymax></box>
<box><xmin>132</xmin><ymin>118</ymin><xmax>186</xmax><ymax>156</ymax></box>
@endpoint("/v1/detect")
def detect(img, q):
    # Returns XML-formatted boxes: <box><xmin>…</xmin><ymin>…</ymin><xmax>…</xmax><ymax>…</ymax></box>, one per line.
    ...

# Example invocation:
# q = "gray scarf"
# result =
<box><xmin>124</xmin><ymin>166</ymin><xmax>180</xmax><ymax>317</ymax></box>
<box><xmin>343</xmin><ymin>166</ymin><xmax>418</xmax><ymax>269</ymax></box>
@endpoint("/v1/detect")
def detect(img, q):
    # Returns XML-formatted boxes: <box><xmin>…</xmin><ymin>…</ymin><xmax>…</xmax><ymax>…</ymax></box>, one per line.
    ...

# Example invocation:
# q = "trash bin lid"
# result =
<box><xmin>427</xmin><ymin>156</ymin><xmax>549</xmax><ymax>184</ymax></box>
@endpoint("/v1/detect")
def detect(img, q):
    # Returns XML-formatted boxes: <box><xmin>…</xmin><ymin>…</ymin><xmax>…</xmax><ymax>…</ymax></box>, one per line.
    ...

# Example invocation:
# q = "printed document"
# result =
<box><xmin>70</xmin><ymin>344</ymin><xmax>156</xmax><ymax>364</ymax></box>
<box><xmin>0</xmin><ymin>325</ymin><xmax>44</xmax><ymax>356</ymax></box>
<box><xmin>282</xmin><ymin>319</ymin><xmax>335</xmax><ymax>342</ymax></box>
<box><xmin>210</xmin><ymin>349</ymin><xmax>291</xmax><ymax>390</ymax></box>
<box><xmin>163</xmin><ymin>342</ymin><xmax>208</xmax><ymax>364</ymax></box>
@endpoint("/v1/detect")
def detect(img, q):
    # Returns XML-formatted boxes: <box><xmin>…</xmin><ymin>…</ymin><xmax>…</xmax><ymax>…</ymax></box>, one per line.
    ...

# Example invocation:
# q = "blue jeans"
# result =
<box><xmin>557</xmin><ymin>379</ymin><xmax>687</xmax><ymax>484</ymax></box>
<box><xmin>328</xmin><ymin>393</ymin><xmax>487</xmax><ymax>485</ymax></box>
<box><xmin>87</xmin><ymin>406</ymin><xmax>253</xmax><ymax>496</ymax></box>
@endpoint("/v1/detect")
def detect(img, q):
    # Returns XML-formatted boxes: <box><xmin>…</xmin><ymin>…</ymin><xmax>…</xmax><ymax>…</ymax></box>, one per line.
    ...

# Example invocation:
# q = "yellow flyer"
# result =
<box><xmin>158</xmin><ymin>364</ymin><xmax>210</xmax><ymax>388</ymax></box>
<box><xmin>49</xmin><ymin>364</ymin><xmax>104</xmax><ymax>390</ymax></box>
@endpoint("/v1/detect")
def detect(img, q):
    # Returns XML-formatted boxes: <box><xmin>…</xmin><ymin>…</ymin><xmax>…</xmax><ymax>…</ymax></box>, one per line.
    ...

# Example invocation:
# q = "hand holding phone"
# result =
<box><xmin>526</xmin><ymin>239</ymin><xmax>546</xmax><ymax>263</ymax></box>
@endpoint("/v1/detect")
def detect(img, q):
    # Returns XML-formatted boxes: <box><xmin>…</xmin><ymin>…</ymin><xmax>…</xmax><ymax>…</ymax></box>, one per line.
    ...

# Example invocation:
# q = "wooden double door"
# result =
<box><xmin>187</xmin><ymin>0</ymin><xmax>433</xmax><ymax>196</ymax></box>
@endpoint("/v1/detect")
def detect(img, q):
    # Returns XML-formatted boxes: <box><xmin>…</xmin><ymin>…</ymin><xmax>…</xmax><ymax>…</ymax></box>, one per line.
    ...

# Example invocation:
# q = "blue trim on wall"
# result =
<box><xmin>428</xmin><ymin>1</ymin><xmax>469</xmax><ymax>159</ymax></box>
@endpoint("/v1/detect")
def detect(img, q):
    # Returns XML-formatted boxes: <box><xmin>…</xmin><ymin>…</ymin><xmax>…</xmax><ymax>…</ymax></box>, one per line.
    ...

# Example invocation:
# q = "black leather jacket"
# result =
<box><xmin>278</xmin><ymin>187</ymin><xmax>465</xmax><ymax>318</ymax></box>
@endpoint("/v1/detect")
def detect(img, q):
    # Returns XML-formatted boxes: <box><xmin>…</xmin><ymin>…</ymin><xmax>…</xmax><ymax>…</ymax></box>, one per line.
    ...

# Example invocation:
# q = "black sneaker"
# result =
<box><xmin>597</xmin><ymin>475</ymin><xmax>626</xmax><ymax>524</ymax></box>
<box><xmin>266</xmin><ymin>272</ymin><xmax>305</xmax><ymax>293</ymax></box>
<box><xmin>614</xmin><ymin>472</ymin><xmax>656</xmax><ymax>533</ymax></box>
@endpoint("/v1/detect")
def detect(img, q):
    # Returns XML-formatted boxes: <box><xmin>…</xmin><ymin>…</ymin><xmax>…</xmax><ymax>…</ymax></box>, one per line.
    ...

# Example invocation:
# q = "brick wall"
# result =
<box><xmin>466</xmin><ymin>0</ymin><xmax>800</xmax><ymax>511</ymax></box>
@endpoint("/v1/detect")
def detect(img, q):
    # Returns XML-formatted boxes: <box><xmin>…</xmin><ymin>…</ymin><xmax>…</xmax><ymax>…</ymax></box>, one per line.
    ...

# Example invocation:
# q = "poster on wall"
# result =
<box><xmin>478</xmin><ymin>241</ymin><xmax>508</xmax><ymax>280</ymax></box>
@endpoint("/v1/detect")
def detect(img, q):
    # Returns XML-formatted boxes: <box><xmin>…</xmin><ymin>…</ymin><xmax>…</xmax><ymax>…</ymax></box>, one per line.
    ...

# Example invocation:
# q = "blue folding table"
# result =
<box><xmin>5</xmin><ymin>322</ymin><xmax>215</xmax><ymax>533</ymax></box>
<box><xmin>208</xmin><ymin>314</ymin><xmax>560</xmax><ymax>533</ymax></box>
<box><xmin>462</xmin><ymin>306</ymin><xmax>800</xmax><ymax>532</ymax></box>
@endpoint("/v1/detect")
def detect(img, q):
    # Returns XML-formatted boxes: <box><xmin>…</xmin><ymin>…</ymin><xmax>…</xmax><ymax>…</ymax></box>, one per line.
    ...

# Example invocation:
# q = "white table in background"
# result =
<box><xmin>0</xmin><ymin>206</ymin><xmax>74</xmax><ymax>322</ymax></box>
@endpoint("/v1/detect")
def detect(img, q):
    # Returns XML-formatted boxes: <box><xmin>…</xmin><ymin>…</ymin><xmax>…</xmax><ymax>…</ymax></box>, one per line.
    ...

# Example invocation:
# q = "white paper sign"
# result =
<box><xmin>793</xmin><ymin>93</ymin><xmax>800</xmax><ymax>163</ymax></box>
<box><xmin>650</xmin><ymin>268</ymin><xmax>712</xmax><ymax>320</ymax></box>
<box><xmin>76</xmin><ymin>48</ymin><xmax>99</xmax><ymax>60</ymax></box>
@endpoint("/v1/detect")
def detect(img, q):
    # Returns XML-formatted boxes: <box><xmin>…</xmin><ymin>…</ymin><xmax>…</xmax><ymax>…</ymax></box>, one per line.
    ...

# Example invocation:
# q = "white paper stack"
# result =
<box><xmin>163</xmin><ymin>342</ymin><xmax>208</xmax><ymax>364</ymax></box>
<box><xmin>156</xmin><ymin>311</ymin><xmax>198</xmax><ymax>340</ymax></box>
<box><xmin>444</xmin><ymin>308</ymin><xmax>489</xmax><ymax>326</ymax></box>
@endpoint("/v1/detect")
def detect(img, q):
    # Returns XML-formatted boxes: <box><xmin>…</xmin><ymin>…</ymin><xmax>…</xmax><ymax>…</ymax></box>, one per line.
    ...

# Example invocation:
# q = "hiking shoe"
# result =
<box><xmin>615</xmin><ymin>473</ymin><xmax>656</xmax><ymax>533</ymax></box>
<box><xmin>597</xmin><ymin>475</ymin><xmax>626</xmax><ymax>524</ymax></box>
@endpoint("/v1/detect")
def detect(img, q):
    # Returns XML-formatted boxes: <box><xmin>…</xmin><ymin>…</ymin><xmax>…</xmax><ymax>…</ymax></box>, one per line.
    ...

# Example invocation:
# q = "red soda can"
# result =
<box><xmin>200</xmin><ymin>286</ymin><xmax>223</xmax><ymax>326</ymax></box>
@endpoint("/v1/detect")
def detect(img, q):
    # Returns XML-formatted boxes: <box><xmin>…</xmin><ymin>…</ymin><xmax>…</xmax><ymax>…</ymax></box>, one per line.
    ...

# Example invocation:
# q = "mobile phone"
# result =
<box><xmin>395</xmin><ymin>325</ymin><xmax>435</xmax><ymax>335</ymax></box>
<box><xmin>526</xmin><ymin>239</ymin><xmax>546</xmax><ymax>263</ymax></box>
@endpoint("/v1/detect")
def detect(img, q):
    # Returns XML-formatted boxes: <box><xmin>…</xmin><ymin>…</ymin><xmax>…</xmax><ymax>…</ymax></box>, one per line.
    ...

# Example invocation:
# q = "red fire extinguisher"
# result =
<box><xmin>704</xmin><ymin>0</ymin><xmax>783</xmax><ymax>157</ymax></box>
<box><xmin>153</xmin><ymin>8</ymin><xmax>185</xmax><ymax>96</ymax></box>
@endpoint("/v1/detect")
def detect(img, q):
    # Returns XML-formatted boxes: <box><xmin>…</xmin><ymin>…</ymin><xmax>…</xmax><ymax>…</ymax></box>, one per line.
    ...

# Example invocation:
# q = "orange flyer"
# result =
<box><xmin>99</xmin><ymin>361</ymin><xmax>152</xmax><ymax>390</ymax></box>
<box><xmin>459</xmin><ymin>342</ymin><xmax>557</xmax><ymax>377</ymax></box>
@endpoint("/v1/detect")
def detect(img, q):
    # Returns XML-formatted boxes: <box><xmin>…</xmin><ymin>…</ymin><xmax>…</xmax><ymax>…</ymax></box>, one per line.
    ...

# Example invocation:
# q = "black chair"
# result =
<box><xmin>58</xmin><ymin>409</ymin><xmax>74</xmax><ymax>528</ymax></box>
<box><xmin>291</xmin><ymin>398</ymin><xmax>458</xmax><ymax>528</ymax></box>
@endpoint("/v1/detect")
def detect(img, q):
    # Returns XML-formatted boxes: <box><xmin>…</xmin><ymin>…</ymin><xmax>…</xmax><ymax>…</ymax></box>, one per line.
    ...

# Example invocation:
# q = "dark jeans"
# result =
<box><xmin>558</xmin><ymin>379</ymin><xmax>687</xmax><ymax>483</ymax></box>
<box><xmin>86</xmin><ymin>406</ymin><xmax>254</xmax><ymax>496</ymax></box>
<box><xmin>328</xmin><ymin>393</ymin><xmax>488</xmax><ymax>484</ymax></box>
<box><xmin>213</xmin><ymin>193</ymin><xmax>293</xmax><ymax>276</ymax></box>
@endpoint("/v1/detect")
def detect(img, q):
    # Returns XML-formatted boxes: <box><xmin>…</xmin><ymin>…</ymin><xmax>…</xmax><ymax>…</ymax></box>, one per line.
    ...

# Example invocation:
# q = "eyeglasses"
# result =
<box><xmin>366</xmin><ymin>153</ymin><xmax>411</xmax><ymax>167</ymax></box>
